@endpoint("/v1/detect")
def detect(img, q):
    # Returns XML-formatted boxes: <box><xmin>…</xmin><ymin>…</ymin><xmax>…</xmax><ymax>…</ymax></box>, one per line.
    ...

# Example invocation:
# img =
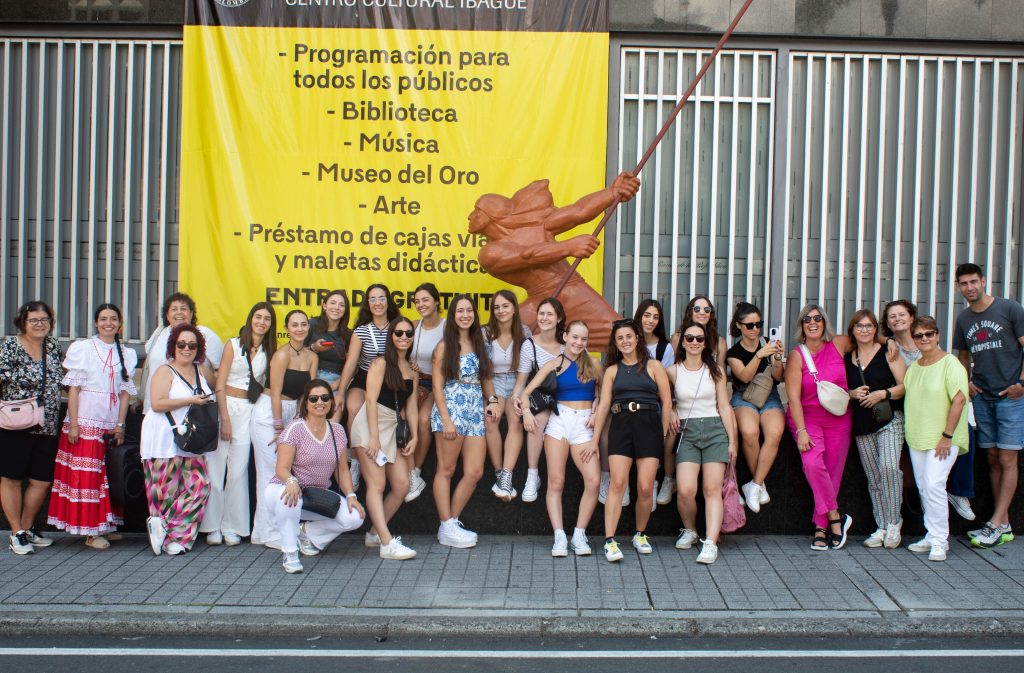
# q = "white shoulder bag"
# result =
<box><xmin>798</xmin><ymin>344</ymin><xmax>849</xmax><ymax>416</ymax></box>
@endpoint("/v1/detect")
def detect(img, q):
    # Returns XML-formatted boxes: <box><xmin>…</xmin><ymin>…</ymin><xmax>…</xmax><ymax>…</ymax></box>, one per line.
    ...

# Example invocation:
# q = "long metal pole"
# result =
<box><xmin>551</xmin><ymin>0</ymin><xmax>757</xmax><ymax>299</ymax></box>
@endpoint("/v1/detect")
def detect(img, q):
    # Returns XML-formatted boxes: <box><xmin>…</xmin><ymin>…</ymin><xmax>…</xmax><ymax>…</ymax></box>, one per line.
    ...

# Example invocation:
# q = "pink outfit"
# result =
<box><xmin>786</xmin><ymin>341</ymin><xmax>853</xmax><ymax>528</ymax></box>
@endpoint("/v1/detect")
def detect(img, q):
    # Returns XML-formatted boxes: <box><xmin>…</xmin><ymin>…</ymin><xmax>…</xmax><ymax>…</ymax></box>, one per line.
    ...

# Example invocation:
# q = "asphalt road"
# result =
<box><xmin>2</xmin><ymin>634</ymin><xmax>1023</xmax><ymax>673</ymax></box>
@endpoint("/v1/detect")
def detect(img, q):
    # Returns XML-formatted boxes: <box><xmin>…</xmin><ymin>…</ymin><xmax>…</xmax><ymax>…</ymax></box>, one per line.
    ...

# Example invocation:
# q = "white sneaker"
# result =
<box><xmin>675</xmin><ymin>528</ymin><xmax>698</xmax><ymax>550</ymax></box>
<box><xmin>907</xmin><ymin>538</ymin><xmax>931</xmax><ymax>553</ymax></box>
<box><xmin>282</xmin><ymin>550</ymin><xmax>303</xmax><ymax>573</ymax></box>
<box><xmin>947</xmin><ymin>493</ymin><xmax>976</xmax><ymax>521</ymax></box>
<box><xmin>9</xmin><ymin>531</ymin><xmax>33</xmax><ymax>555</ymax></box>
<box><xmin>651</xmin><ymin>481</ymin><xmax>658</xmax><ymax>512</ymax></box>
<box><xmin>622</xmin><ymin>484</ymin><xmax>631</xmax><ymax>507</ymax></box>
<box><xmin>297</xmin><ymin>523</ymin><xmax>320</xmax><ymax>556</ymax></box>
<box><xmin>604</xmin><ymin>539</ymin><xmax>623</xmax><ymax>562</ymax></box>
<box><xmin>696</xmin><ymin>540</ymin><xmax>719</xmax><ymax>564</ymax></box>
<box><xmin>883</xmin><ymin>521</ymin><xmax>902</xmax><ymax>549</ymax></box>
<box><xmin>522</xmin><ymin>470</ymin><xmax>541</xmax><ymax>502</ymax></box>
<box><xmin>551</xmin><ymin>530</ymin><xmax>568</xmax><ymax>557</ymax></box>
<box><xmin>759</xmin><ymin>483</ymin><xmax>770</xmax><ymax>505</ymax></box>
<box><xmin>454</xmin><ymin>519</ymin><xmax>478</xmax><ymax>543</ymax></box>
<box><xmin>656</xmin><ymin>477</ymin><xmax>676</xmax><ymax>505</ymax></box>
<box><xmin>223</xmin><ymin>531</ymin><xmax>242</xmax><ymax>546</ymax></box>
<box><xmin>631</xmin><ymin>532</ymin><xmax>652</xmax><ymax>554</ymax></box>
<box><xmin>364</xmin><ymin>531</ymin><xmax>381</xmax><ymax>548</ymax></box>
<box><xmin>165</xmin><ymin>541</ymin><xmax>186</xmax><ymax>555</ymax></box>
<box><xmin>929</xmin><ymin>544</ymin><xmax>948</xmax><ymax>562</ymax></box>
<box><xmin>863</xmin><ymin>528</ymin><xmax>885</xmax><ymax>548</ymax></box>
<box><xmin>437</xmin><ymin>520</ymin><xmax>476</xmax><ymax>548</ymax></box>
<box><xmin>570</xmin><ymin>529</ymin><xmax>592</xmax><ymax>556</ymax></box>
<box><xmin>146</xmin><ymin>517</ymin><xmax>166</xmax><ymax>556</ymax></box>
<box><xmin>406</xmin><ymin>468</ymin><xmax>427</xmax><ymax>502</ymax></box>
<box><xmin>598</xmin><ymin>471</ymin><xmax>610</xmax><ymax>504</ymax></box>
<box><xmin>379</xmin><ymin>536</ymin><xmax>417</xmax><ymax>560</ymax></box>
<box><xmin>741</xmin><ymin>482</ymin><xmax>761</xmax><ymax>513</ymax></box>
<box><xmin>350</xmin><ymin>459</ymin><xmax>361</xmax><ymax>491</ymax></box>
<box><xmin>206</xmin><ymin>531</ymin><xmax>223</xmax><ymax>546</ymax></box>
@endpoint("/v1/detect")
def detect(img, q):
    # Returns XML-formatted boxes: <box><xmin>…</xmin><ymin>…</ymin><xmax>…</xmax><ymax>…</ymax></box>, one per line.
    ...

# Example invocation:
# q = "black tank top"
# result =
<box><xmin>383</xmin><ymin>378</ymin><xmax>414</xmax><ymax>410</ymax></box>
<box><xmin>612</xmin><ymin>361</ymin><xmax>660</xmax><ymax>408</ymax></box>
<box><xmin>282</xmin><ymin>369</ymin><xmax>311</xmax><ymax>399</ymax></box>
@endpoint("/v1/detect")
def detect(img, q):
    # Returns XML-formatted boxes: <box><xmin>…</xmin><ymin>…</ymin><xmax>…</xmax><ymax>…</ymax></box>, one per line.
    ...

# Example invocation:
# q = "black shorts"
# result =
<box><xmin>608</xmin><ymin>408</ymin><xmax>663</xmax><ymax>460</ymax></box>
<box><xmin>351</xmin><ymin>368</ymin><xmax>368</xmax><ymax>391</ymax></box>
<box><xmin>0</xmin><ymin>429</ymin><xmax>59</xmax><ymax>482</ymax></box>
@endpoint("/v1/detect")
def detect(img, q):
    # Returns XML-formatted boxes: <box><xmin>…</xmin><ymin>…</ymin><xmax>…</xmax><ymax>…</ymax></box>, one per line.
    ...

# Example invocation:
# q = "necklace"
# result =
<box><xmin>288</xmin><ymin>342</ymin><xmax>303</xmax><ymax>355</ymax></box>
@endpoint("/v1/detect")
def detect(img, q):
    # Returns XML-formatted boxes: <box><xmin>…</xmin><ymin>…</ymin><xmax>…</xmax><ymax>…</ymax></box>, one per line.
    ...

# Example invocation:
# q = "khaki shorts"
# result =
<box><xmin>675</xmin><ymin>416</ymin><xmax>730</xmax><ymax>465</ymax></box>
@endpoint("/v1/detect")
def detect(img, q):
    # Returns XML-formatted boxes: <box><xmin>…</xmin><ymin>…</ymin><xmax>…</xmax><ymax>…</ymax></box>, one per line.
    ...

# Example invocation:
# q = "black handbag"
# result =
<box><xmin>164</xmin><ymin>365</ymin><xmax>219</xmax><ymax>455</ymax></box>
<box><xmin>300</xmin><ymin>424</ymin><xmax>343</xmax><ymax>518</ymax></box>
<box><xmin>854</xmin><ymin>351</ymin><xmax>894</xmax><ymax>425</ymax></box>
<box><xmin>394</xmin><ymin>389</ymin><xmax>410</xmax><ymax>450</ymax></box>
<box><xmin>527</xmin><ymin>341</ymin><xmax>560</xmax><ymax>415</ymax></box>
<box><xmin>244</xmin><ymin>346</ymin><xmax>264</xmax><ymax>404</ymax></box>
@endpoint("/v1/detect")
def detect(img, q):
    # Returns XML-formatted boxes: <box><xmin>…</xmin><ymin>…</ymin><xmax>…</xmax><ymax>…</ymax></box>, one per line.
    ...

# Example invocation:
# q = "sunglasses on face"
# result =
<box><xmin>692</xmin><ymin>306</ymin><xmax>713</xmax><ymax>314</ymax></box>
<box><xmin>912</xmin><ymin>330</ymin><xmax>937</xmax><ymax>341</ymax></box>
<box><xmin>307</xmin><ymin>394</ymin><xmax>332</xmax><ymax>403</ymax></box>
<box><xmin>683</xmin><ymin>334</ymin><xmax>706</xmax><ymax>343</ymax></box>
<box><xmin>392</xmin><ymin>329</ymin><xmax>414</xmax><ymax>338</ymax></box>
<box><xmin>802</xmin><ymin>315</ymin><xmax>824</xmax><ymax>324</ymax></box>
<box><xmin>176</xmin><ymin>341</ymin><xmax>198</xmax><ymax>351</ymax></box>
<box><xmin>739</xmin><ymin>321</ymin><xmax>763</xmax><ymax>330</ymax></box>
<box><xmin>368</xmin><ymin>296</ymin><xmax>387</xmax><ymax>304</ymax></box>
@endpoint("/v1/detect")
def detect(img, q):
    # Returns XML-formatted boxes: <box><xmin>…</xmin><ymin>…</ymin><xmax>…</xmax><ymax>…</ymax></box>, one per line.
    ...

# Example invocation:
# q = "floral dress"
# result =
<box><xmin>431</xmin><ymin>352</ymin><xmax>486</xmax><ymax>437</ymax></box>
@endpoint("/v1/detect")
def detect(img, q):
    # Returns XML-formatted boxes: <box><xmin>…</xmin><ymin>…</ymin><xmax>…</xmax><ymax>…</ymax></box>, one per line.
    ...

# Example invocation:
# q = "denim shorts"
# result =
<box><xmin>317</xmin><ymin>369</ymin><xmax>341</xmax><ymax>385</ymax></box>
<box><xmin>730</xmin><ymin>388</ymin><xmax>784</xmax><ymax>414</ymax></box>
<box><xmin>972</xmin><ymin>395</ymin><xmax>1024</xmax><ymax>451</ymax></box>
<box><xmin>492</xmin><ymin>372</ymin><xmax>516</xmax><ymax>399</ymax></box>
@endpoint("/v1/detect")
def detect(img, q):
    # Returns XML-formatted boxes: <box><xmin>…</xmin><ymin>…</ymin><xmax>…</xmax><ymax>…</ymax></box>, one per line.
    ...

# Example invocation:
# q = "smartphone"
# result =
<box><xmin>321</xmin><ymin>341</ymin><xmax>334</xmax><ymax>347</ymax></box>
<box><xmin>769</xmin><ymin>326</ymin><xmax>782</xmax><ymax>342</ymax></box>
<box><xmin>375</xmin><ymin>450</ymin><xmax>388</xmax><ymax>466</ymax></box>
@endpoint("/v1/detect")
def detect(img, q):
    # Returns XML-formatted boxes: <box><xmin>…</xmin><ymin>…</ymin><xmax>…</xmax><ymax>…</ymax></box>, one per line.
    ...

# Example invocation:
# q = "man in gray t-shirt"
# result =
<box><xmin>952</xmin><ymin>263</ymin><xmax>1024</xmax><ymax>549</ymax></box>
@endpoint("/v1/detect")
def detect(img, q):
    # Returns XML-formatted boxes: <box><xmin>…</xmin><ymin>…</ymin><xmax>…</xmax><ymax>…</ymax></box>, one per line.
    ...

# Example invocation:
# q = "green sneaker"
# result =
<box><xmin>971</xmin><ymin>523</ymin><xmax>1013</xmax><ymax>549</ymax></box>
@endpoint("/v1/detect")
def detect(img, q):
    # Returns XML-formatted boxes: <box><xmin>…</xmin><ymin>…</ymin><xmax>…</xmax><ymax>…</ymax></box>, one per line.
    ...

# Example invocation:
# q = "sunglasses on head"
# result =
<box><xmin>691</xmin><ymin>306</ymin><xmax>714</xmax><ymax>314</ymax></box>
<box><xmin>307</xmin><ymin>393</ymin><xmax>332</xmax><ymax>403</ymax></box>
<box><xmin>912</xmin><ymin>330</ymin><xmax>937</xmax><ymax>341</ymax></box>
<box><xmin>801</xmin><ymin>315</ymin><xmax>824</xmax><ymax>324</ymax></box>
<box><xmin>392</xmin><ymin>329</ymin><xmax>414</xmax><ymax>338</ymax></box>
<box><xmin>175</xmin><ymin>341</ymin><xmax>198</xmax><ymax>351</ymax></box>
<box><xmin>739</xmin><ymin>320</ymin><xmax>763</xmax><ymax>330</ymax></box>
<box><xmin>683</xmin><ymin>334</ymin><xmax>706</xmax><ymax>343</ymax></box>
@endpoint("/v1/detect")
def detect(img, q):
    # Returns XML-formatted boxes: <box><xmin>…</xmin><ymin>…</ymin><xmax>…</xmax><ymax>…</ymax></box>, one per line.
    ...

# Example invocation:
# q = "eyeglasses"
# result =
<box><xmin>739</xmin><ymin>321</ymin><xmax>763</xmax><ymax>330</ymax></box>
<box><xmin>912</xmin><ymin>330</ymin><xmax>937</xmax><ymax>341</ymax></box>
<box><xmin>26</xmin><ymin>317</ymin><xmax>51</xmax><ymax>326</ymax></box>
<box><xmin>692</xmin><ymin>306</ymin><xmax>714</xmax><ymax>314</ymax></box>
<box><xmin>367</xmin><ymin>296</ymin><xmax>387</xmax><ymax>304</ymax></box>
<box><xmin>307</xmin><ymin>393</ymin><xmax>333</xmax><ymax>403</ymax></box>
<box><xmin>393</xmin><ymin>329</ymin><xmax>414</xmax><ymax>338</ymax></box>
<box><xmin>801</xmin><ymin>315</ymin><xmax>824</xmax><ymax>324</ymax></box>
<box><xmin>175</xmin><ymin>341</ymin><xmax>198</xmax><ymax>351</ymax></box>
<box><xmin>683</xmin><ymin>334</ymin><xmax>706</xmax><ymax>343</ymax></box>
<box><xmin>854</xmin><ymin>323</ymin><xmax>876</xmax><ymax>332</ymax></box>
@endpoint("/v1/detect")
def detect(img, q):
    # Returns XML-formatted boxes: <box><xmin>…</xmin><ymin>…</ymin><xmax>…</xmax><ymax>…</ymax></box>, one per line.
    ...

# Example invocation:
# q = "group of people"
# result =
<box><xmin>1</xmin><ymin>264</ymin><xmax>1020</xmax><ymax>572</ymax></box>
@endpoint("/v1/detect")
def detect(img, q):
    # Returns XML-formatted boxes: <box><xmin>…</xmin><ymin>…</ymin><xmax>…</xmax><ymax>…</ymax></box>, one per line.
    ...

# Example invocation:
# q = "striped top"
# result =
<box><xmin>353</xmin><ymin>322</ymin><xmax>388</xmax><ymax>372</ymax></box>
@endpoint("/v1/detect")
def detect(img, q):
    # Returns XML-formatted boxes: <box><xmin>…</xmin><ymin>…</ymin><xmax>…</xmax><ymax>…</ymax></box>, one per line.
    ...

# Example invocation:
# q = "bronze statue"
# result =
<box><xmin>469</xmin><ymin>172</ymin><xmax>640</xmax><ymax>350</ymax></box>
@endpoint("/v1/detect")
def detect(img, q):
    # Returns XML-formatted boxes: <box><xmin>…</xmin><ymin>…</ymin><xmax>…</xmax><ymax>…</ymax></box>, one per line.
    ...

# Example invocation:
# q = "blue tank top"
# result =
<box><xmin>556</xmin><ymin>360</ymin><xmax>596</xmax><ymax>402</ymax></box>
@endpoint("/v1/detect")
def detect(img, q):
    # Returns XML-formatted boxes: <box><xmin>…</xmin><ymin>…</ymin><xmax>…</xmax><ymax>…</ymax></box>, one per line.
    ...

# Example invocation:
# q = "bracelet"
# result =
<box><xmin>345</xmin><ymin>493</ymin><xmax>357</xmax><ymax>499</ymax></box>
<box><xmin>941</xmin><ymin>432</ymin><xmax>953</xmax><ymax>439</ymax></box>
<box><xmin>797</xmin><ymin>427</ymin><xmax>807</xmax><ymax>434</ymax></box>
<box><xmin>285</xmin><ymin>476</ymin><xmax>299</xmax><ymax>485</ymax></box>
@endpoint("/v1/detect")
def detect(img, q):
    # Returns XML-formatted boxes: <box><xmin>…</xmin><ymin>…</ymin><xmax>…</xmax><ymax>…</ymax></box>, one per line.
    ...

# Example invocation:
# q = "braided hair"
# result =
<box><xmin>95</xmin><ymin>303</ymin><xmax>129</xmax><ymax>382</ymax></box>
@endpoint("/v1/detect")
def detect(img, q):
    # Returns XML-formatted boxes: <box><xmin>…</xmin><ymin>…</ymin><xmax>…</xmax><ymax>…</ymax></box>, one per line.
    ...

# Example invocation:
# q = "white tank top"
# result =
<box><xmin>225</xmin><ymin>337</ymin><xmax>268</xmax><ymax>390</ymax></box>
<box><xmin>412</xmin><ymin>319</ymin><xmax>445</xmax><ymax>375</ymax></box>
<box><xmin>673</xmin><ymin>364</ymin><xmax>719</xmax><ymax>419</ymax></box>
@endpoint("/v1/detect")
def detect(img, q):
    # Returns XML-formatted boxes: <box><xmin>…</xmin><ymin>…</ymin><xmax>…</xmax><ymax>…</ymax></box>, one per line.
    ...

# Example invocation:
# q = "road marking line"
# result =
<box><xmin>0</xmin><ymin>649</ymin><xmax>1021</xmax><ymax>659</ymax></box>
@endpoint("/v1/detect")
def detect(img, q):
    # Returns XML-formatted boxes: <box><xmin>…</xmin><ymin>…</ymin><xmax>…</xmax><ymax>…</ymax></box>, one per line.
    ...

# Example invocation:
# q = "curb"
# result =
<box><xmin>6</xmin><ymin>609</ymin><xmax>1024</xmax><ymax>639</ymax></box>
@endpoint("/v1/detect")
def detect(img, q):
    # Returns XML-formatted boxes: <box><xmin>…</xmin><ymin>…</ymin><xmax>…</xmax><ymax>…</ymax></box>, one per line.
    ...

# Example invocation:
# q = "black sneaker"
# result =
<box><xmin>9</xmin><ymin>531</ymin><xmax>33</xmax><ymax>555</ymax></box>
<box><xmin>26</xmin><ymin>528</ymin><xmax>53</xmax><ymax>547</ymax></box>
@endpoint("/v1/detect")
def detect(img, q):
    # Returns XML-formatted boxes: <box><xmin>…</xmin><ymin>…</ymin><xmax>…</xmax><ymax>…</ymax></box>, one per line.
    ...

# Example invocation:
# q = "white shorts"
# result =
<box><xmin>544</xmin><ymin>405</ymin><xmax>594</xmax><ymax>446</ymax></box>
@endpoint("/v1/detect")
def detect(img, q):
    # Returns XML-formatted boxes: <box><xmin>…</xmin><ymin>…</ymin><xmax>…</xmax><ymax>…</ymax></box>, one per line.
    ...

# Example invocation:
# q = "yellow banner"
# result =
<box><xmin>180</xmin><ymin>25</ymin><xmax>608</xmax><ymax>338</ymax></box>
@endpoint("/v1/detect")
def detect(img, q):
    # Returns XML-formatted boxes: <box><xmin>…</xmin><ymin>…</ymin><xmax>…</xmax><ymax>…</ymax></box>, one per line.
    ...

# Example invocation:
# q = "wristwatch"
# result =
<box><xmin>487</xmin><ymin>395</ymin><xmax>499</xmax><ymax>404</ymax></box>
<box><xmin>942</xmin><ymin>432</ymin><xmax>954</xmax><ymax>439</ymax></box>
<box><xmin>884</xmin><ymin>389</ymin><xmax>892</xmax><ymax>400</ymax></box>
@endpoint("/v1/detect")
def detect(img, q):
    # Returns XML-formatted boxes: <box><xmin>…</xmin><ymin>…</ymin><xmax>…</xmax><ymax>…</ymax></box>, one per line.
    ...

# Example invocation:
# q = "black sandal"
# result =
<box><xmin>811</xmin><ymin>528</ymin><xmax>829</xmax><ymax>551</ymax></box>
<box><xmin>828</xmin><ymin>513</ymin><xmax>852</xmax><ymax>549</ymax></box>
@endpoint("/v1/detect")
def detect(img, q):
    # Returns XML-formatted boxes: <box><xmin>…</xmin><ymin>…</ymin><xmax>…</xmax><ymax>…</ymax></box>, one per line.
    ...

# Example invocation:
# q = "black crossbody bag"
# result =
<box><xmin>300</xmin><ymin>425</ymin><xmax>344</xmax><ymax>518</ymax></box>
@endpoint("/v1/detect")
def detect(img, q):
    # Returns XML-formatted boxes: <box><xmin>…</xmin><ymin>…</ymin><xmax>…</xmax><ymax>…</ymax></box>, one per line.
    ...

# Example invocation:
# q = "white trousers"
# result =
<box><xmin>200</xmin><ymin>396</ymin><xmax>254</xmax><ymax>536</ymax></box>
<box><xmin>909</xmin><ymin>446</ymin><xmax>959</xmax><ymax>546</ymax></box>
<box><xmin>249</xmin><ymin>396</ymin><xmax>297</xmax><ymax>546</ymax></box>
<box><xmin>265</xmin><ymin>482</ymin><xmax>363</xmax><ymax>553</ymax></box>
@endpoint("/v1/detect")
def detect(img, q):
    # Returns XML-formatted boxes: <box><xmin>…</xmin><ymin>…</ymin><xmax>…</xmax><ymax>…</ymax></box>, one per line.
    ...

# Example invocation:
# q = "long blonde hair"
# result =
<box><xmin>565</xmin><ymin>320</ymin><xmax>599</xmax><ymax>384</ymax></box>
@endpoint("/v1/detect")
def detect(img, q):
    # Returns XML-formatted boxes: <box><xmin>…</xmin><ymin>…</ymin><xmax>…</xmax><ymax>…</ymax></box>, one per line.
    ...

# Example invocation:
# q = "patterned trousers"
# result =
<box><xmin>143</xmin><ymin>457</ymin><xmax>210</xmax><ymax>550</ymax></box>
<box><xmin>854</xmin><ymin>411</ymin><xmax>905</xmax><ymax>528</ymax></box>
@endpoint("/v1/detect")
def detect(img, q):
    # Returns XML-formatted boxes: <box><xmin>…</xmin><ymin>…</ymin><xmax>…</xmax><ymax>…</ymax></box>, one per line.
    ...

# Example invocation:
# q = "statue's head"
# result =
<box><xmin>468</xmin><ymin>180</ymin><xmax>554</xmax><ymax>234</ymax></box>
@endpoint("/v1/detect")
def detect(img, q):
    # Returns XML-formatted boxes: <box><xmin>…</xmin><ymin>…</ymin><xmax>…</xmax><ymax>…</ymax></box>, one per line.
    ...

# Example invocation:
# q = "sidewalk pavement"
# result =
<box><xmin>3</xmin><ymin>533</ymin><xmax>1024</xmax><ymax>638</ymax></box>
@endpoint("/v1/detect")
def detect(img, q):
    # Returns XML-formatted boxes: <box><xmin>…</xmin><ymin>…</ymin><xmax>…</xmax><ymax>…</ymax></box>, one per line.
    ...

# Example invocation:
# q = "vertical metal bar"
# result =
<box><xmin>726</xmin><ymin>52</ymin><xmax>740</xmax><ymax>314</ymax></box>
<box><xmin>910</xmin><ymin>58</ymin><xmax>925</xmax><ymax>309</ymax></box>
<box><xmin>668</xmin><ymin>48</ymin><xmax>684</xmax><ymax>331</ymax></box>
<box><xmin>761</xmin><ymin>52</ymin><xmax>777</xmax><ymax>317</ymax></box>
<box><xmin>929</xmin><ymin>59</ymin><xmax>945</xmax><ymax>316</ymax></box>
<box><xmin>799</xmin><ymin>55</ymin><xmax>815</xmax><ymax>310</ymax></box>
<box><xmin>51</xmin><ymin>42</ymin><xmax>64</xmax><ymax>332</ymax></box>
<box><xmin>139</xmin><ymin>43</ymin><xmax>154</xmax><ymax>343</ymax></box>
<box><xmin>631</xmin><ymin>49</ymin><xmax>646</xmax><ymax>311</ymax></box>
<box><xmin>122</xmin><ymin>42</ymin><xmax>135</xmax><ymax>323</ymax></box>
<box><xmin>873</xmin><ymin>57</ymin><xmax>889</xmax><ymax>312</ymax></box>
<box><xmin>891</xmin><ymin>58</ymin><xmax>906</xmax><ymax>307</ymax></box>
<box><xmin>17</xmin><ymin>40</ymin><xmax>29</xmax><ymax>303</ymax></box>
<box><xmin>855</xmin><ymin>56</ymin><xmax>869</xmax><ymax>308</ymax></box>
<box><xmin>87</xmin><ymin>40</ymin><xmax>100</xmax><ymax>318</ymax></box>
<box><xmin>707</xmin><ymin>52</ymin><xmax>722</xmax><ymax>302</ymax></box>
<box><xmin>689</xmin><ymin>50</ymin><xmax>702</xmax><ymax>298</ymax></box>
<box><xmin>650</xmin><ymin>49</ymin><xmax>664</xmax><ymax>303</ymax></box>
<box><xmin>780</xmin><ymin>52</ymin><xmax>795</xmax><ymax>333</ymax></box>
<box><xmin>613</xmin><ymin>48</ymin><xmax>628</xmax><ymax>311</ymax></box>
<box><xmin>986</xmin><ymin>60</ymin><xmax>1000</xmax><ymax>289</ymax></box>
<box><xmin>1</xmin><ymin>40</ymin><xmax>10</xmax><ymax>331</ymax></box>
<box><xmin>817</xmin><ymin>55</ymin><xmax>832</xmax><ymax>311</ymax></box>
<box><xmin>836</xmin><ymin>55</ymin><xmax>851</xmax><ymax>322</ymax></box>
<box><xmin>33</xmin><ymin>42</ymin><xmax>46</xmax><ymax>301</ymax></box>
<box><xmin>946</xmin><ymin>60</ymin><xmax>964</xmax><ymax>342</ymax></box>
<box><xmin>157</xmin><ymin>44</ymin><xmax>171</xmax><ymax>322</ymax></box>
<box><xmin>1005</xmin><ymin>62</ymin><xmax>1020</xmax><ymax>296</ymax></box>
<box><xmin>967</xmin><ymin>61</ymin><xmax>982</xmax><ymax>266</ymax></box>
<box><xmin>69</xmin><ymin>41</ymin><xmax>82</xmax><ymax>341</ymax></box>
<box><xmin>104</xmin><ymin>42</ymin><xmax>117</xmax><ymax>302</ymax></box>
<box><xmin>746</xmin><ymin>54</ymin><xmax>759</xmax><ymax>307</ymax></box>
